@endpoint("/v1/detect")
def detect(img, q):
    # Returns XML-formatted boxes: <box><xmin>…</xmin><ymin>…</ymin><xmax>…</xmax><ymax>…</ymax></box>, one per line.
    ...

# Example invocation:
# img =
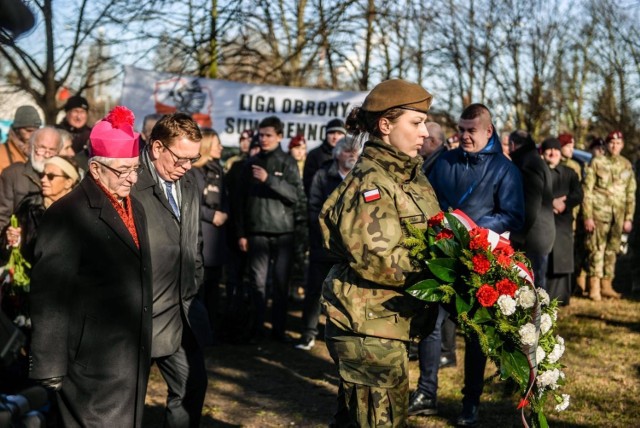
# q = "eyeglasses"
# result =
<box><xmin>39</xmin><ymin>172</ymin><xmax>67</xmax><ymax>181</ymax></box>
<box><xmin>160</xmin><ymin>142</ymin><xmax>201</xmax><ymax>166</ymax></box>
<box><xmin>34</xmin><ymin>146</ymin><xmax>58</xmax><ymax>156</ymax></box>
<box><xmin>96</xmin><ymin>161</ymin><xmax>144</xmax><ymax>179</ymax></box>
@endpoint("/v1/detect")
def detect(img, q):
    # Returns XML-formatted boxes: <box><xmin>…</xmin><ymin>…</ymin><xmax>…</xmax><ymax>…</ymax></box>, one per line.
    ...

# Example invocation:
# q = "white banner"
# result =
<box><xmin>121</xmin><ymin>66</ymin><xmax>367</xmax><ymax>149</ymax></box>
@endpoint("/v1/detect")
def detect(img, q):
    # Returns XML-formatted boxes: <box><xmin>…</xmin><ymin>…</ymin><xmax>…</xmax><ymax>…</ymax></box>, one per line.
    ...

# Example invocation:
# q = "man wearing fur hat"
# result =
<box><xmin>0</xmin><ymin>105</ymin><xmax>42</xmax><ymax>173</ymax></box>
<box><xmin>56</xmin><ymin>94</ymin><xmax>92</xmax><ymax>154</ymax></box>
<box><xmin>29</xmin><ymin>106</ymin><xmax>152</xmax><ymax>427</ymax></box>
<box><xmin>582</xmin><ymin>130</ymin><xmax>636</xmax><ymax>300</ymax></box>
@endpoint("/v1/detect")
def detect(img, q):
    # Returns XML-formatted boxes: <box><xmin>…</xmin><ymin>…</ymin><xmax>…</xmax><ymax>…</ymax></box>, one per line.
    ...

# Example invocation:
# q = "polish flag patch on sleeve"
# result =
<box><xmin>363</xmin><ymin>188</ymin><xmax>381</xmax><ymax>203</ymax></box>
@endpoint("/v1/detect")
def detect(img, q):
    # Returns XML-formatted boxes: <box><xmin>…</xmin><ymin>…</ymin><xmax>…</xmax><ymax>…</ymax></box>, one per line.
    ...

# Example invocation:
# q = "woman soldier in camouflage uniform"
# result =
<box><xmin>320</xmin><ymin>80</ymin><xmax>441</xmax><ymax>427</ymax></box>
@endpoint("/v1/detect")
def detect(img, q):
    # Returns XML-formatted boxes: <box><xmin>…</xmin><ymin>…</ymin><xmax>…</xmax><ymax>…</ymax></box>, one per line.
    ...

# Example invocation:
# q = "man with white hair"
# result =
<box><xmin>0</xmin><ymin>126</ymin><xmax>62</xmax><ymax>228</ymax></box>
<box><xmin>29</xmin><ymin>106</ymin><xmax>152</xmax><ymax>427</ymax></box>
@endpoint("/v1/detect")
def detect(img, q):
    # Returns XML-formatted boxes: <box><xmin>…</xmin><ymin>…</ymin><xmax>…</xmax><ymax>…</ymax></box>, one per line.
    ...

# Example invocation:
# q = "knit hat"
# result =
<box><xmin>289</xmin><ymin>135</ymin><xmax>306</xmax><ymax>150</ymax></box>
<box><xmin>557</xmin><ymin>133</ymin><xmax>574</xmax><ymax>147</ymax></box>
<box><xmin>326</xmin><ymin>119</ymin><xmax>346</xmax><ymax>135</ymax></box>
<box><xmin>541</xmin><ymin>138</ymin><xmax>562</xmax><ymax>151</ymax></box>
<box><xmin>606</xmin><ymin>130</ymin><xmax>623</xmax><ymax>142</ymax></box>
<box><xmin>64</xmin><ymin>95</ymin><xmax>89</xmax><ymax>112</ymax></box>
<box><xmin>90</xmin><ymin>106</ymin><xmax>140</xmax><ymax>158</ymax></box>
<box><xmin>12</xmin><ymin>105</ymin><xmax>42</xmax><ymax>129</ymax></box>
<box><xmin>362</xmin><ymin>79</ymin><xmax>432</xmax><ymax>113</ymax></box>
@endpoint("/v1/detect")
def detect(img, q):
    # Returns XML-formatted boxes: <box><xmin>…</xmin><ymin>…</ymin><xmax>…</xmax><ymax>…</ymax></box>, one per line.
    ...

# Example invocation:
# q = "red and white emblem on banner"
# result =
<box><xmin>363</xmin><ymin>188</ymin><xmax>381</xmax><ymax>203</ymax></box>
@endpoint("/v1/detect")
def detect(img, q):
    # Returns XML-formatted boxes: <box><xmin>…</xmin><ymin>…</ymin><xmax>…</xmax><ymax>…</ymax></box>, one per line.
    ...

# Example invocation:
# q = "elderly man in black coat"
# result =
<box><xmin>29</xmin><ymin>107</ymin><xmax>152</xmax><ymax>427</ymax></box>
<box><xmin>541</xmin><ymin>137</ymin><xmax>584</xmax><ymax>304</ymax></box>
<box><xmin>132</xmin><ymin>113</ymin><xmax>212</xmax><ymax>428</ymax></box>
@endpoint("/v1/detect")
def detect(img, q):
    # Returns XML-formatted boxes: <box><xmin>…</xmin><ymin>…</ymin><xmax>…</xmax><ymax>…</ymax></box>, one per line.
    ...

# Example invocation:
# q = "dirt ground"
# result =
<box><xmin>143</xmin><ymin>302</ymin><xmax>338</xmax><ymax>427</ymax></box>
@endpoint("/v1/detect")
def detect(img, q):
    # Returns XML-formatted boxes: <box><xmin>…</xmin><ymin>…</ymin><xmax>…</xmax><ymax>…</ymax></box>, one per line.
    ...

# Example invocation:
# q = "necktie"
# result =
<box><xmin>164</xmin><ymin>181</ymin><xmax>180</xmax><ymax>220</ymax></box>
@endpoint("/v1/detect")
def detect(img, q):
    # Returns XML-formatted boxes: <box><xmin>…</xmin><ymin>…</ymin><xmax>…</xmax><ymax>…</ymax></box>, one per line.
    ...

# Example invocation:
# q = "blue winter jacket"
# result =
<box><xmin>428</xmin><ymin>132</ymin><xmax>525</xmax><ymax>234</ymax></box>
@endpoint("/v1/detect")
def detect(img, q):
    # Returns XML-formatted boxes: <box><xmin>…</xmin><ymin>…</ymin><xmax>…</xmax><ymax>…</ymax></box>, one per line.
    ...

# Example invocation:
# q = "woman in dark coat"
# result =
<box><xmin>193</xmin><ymin>128</ymin><xmax>228</xmax><ymax>331</ymax></box>
<box><xmin>0</xmin><ymin>156</ymin><xmax>80</xmax><ymax>393</ymax></box>
<box><xmin>541</xmin><ymin>138</ymin><xmax>583</xmax><ymax>304</ymax></box>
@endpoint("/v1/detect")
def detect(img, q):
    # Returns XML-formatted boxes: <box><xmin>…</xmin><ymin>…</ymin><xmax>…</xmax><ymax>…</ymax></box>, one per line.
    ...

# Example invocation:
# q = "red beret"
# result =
<box><xmin>557</xmin><ymin>133</ymin><xmax>574</xmax><ymax>147</ymax></box>
<box><xmin>289</xmin><ymin>135</ymin><xmax>306</xmax><ymax>150</ymax></box>
<box><xmin>606</xmin><ymin>130</ymin><xmax>623</xmax><ymax>142</ymax></box>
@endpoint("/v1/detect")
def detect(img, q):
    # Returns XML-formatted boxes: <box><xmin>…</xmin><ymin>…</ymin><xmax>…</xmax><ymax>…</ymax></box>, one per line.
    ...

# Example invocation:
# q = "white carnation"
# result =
<box><xmin>555</xmin><ymin>394</ymin><xmax>570</xmax><ymax>412</ymax></box>
<box><xmin>497</xmin><ymin>295</ymin><xmax>516</xmax><ymax>316</ymax></box>
<box><xmin>519</xmin><ymin>323</ymin><xmax>538</xmax><ymax>346</ymax></box>
<box><xmin>537</xmin><ymin>288</ymin><xmax>550</xmax><ymax>306</ymax></box>
<box><xmin>537</xmin><ymin>368</ymin><xmax>561</xmax><ymax>389</ymax></box>
<box><xmin>516</xmin><ymin>288</ymin><xmax>536</xmax><ymax>309</ymax></box>
<box><xmin>547</xmin><ymin>337</ymin><xmax>566</xmax><ymax>364</ymax></box>
<box><xmin>550</xmin><ymin>308</ymin><xmax>558</xmax><ymax>322</ymax></box>
<box><xmin>536</xmin><ymin>346</ymin><xmax>546</xmax><ymax>364</ymax></box>
<box><xmin>540</xmin><ymin>313</ymin><xmax>553</xmax><ymax>335</ymax></box>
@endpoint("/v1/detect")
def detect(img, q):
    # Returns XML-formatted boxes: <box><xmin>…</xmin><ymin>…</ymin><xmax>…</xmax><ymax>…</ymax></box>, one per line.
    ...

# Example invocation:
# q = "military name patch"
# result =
<box><xmin>363</xmin><ymin>188</ymin><xmax>381</xmax><ymax>203</ymax></box>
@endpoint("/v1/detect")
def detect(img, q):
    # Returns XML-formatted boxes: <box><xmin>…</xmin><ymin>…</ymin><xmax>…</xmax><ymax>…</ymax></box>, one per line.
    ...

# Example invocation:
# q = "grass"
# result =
<box><xmin>407</xmin><ymin>295</ymin><xmax>640</xmax><ymax>427</ymax></box>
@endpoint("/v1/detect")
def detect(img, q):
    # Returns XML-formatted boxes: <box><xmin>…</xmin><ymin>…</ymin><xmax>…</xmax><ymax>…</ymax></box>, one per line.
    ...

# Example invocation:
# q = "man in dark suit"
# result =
<box><xmin>132</xmin><ymin>113</ymin><xmax>212</xmax><ymax>428</ymax></box>
<box><xmin>29</xmin><ymin>106</ymin><xmax>152</xmax><ymax>427</ymax></box>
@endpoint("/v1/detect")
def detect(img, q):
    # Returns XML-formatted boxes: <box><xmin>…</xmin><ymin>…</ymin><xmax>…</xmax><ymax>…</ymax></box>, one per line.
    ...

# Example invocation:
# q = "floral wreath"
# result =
<box><xmin>405</xmin><ymin>210</ymin><xmax>568</xmax><ymax>428</ymax></box>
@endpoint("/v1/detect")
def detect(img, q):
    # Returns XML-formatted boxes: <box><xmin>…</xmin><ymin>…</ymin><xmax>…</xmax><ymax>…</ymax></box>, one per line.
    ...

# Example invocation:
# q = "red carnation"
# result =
<box><xmin>435</xmin><ymin>229</ymin><xmax>454</xmax><ymax>240</ymax></box>
<box><xmin>501</xmin><ymin>244</ymin><xmax>515</xmax><ymax>256</ymax></box>
<box><xmin>469</xmin><ymin>228</ymin><xmax>490</xmax><ymax>251</ymax></box>
<box><xmin>494</xmin><ymin>250</ymin><xmax>512</xmax><ymax>268</ymax></box>
<box><xmin>476</xmin><ymin>284</ymin><xmax>499</xmax><ymax>307</ymax></box>
<box><xmin>496</xmin><ymin>278</ymin><xmax>518</xmax><ymax>297</ymax></box>
<box><xmin>428</xmin><ymin>212</ymin><xmax>445</xmax><ymax>228</ymax></box>
<box><xmin>105</xmin><ymin>106</ymin><xmax>135</xmax><ymax>129</ymax></box>
<box><xmin>472</xmin><ymin>254</ymin><xmax>491</xmax><ymax>275</ymax></box>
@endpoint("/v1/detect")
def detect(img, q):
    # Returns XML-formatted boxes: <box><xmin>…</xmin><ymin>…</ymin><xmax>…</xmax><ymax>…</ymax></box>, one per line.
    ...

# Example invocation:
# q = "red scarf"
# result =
<box><xmin>93</xmin><ymin>177</ymin><xmax>140</xmax><ymax>249</ymax></box>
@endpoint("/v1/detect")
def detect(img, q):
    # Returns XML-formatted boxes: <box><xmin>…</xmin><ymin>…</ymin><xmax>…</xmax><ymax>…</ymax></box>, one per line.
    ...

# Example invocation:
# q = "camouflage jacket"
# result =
<box><xmin>582</xmin><ymin>154</ymin><xmax>636</xmax><ymax>223</ymax></box>
<box><xmin>320</xmin><ymin>138</ymin><xmax>440</xmax><ymax>341</ymax></box>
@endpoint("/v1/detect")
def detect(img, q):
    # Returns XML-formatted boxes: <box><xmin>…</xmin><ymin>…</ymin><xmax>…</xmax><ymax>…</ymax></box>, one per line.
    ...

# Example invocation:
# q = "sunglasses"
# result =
<box><xmin>39</xmin><ymin>172</ymin><xmax>67</xmax><ymax>181</ymax></box>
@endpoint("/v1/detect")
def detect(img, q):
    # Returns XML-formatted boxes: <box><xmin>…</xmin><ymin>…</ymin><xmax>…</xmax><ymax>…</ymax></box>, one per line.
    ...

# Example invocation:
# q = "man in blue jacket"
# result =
<box><xmin>409</xmin><ymin>103</ymin><xmax>524</xmax><ymax>427</ymax></box>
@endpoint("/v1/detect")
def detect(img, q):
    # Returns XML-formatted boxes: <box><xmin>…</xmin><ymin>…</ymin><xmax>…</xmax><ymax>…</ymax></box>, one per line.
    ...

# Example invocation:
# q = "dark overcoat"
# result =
<box><xmin>510</xmin><ymin>141</ymin><xmax>556</xmax><ymax>254</ymax></box>
<box><xmin>29</xmin><ymin>176</ymin><xmax>152</xmax><ymax>427</ymax></box>
<box><xmin>193</xmin><ymin>160</ymin><xmax>228</xmax><ymax>267</ymax></box>
<box><xmin>549</xmin><ymin>164</ymin><xmax>583</xmax><ymax>274</ymax></box>
<box><xmin>132</xmin><ymin>157</ymin><xmax>212</xmax><ymax>358</ymax></box>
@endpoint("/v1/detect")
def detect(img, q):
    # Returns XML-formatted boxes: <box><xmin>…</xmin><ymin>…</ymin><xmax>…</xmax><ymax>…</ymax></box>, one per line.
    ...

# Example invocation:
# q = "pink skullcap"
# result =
<box><xmin>90</xmin><ymin>106</ymin><xmax>140</xmax><ymax>158</ymax></box>
<box><xmin>606</xmin><ymin>130</ymin><xmax>623</xmax><ymax>142</ymax></box>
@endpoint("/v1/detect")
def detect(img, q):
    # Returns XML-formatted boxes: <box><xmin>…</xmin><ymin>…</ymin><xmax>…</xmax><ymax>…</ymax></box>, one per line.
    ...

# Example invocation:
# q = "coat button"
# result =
<box><xmin>144</xmin><ymin>306</ymin><xmax>148</xmax><ymax>312</ymax></box>
<box><xmin>368</xmin><ymin>312</ymin><xmax>374</xmax><ymax>317</ymax></box>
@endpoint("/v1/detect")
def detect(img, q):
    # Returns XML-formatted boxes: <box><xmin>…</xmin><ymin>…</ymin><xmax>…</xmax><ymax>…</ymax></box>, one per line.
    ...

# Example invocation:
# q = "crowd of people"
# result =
<box><xmin>0</xmin><ymin>82</ymin><xmax>637</xmax><ymax>427</ymax></box>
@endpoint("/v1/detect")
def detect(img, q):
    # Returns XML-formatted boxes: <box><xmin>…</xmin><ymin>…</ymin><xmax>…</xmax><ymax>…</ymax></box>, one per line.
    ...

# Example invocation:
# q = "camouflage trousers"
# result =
<box><xmin>325</xmin><ymin>323</ymin><xmax>409</xmax><ymax>428</ymax></box>
<box><xmin>586</xmin><ymin>218</ymin><xmax>623</xmax><ymax>279</ymax></box>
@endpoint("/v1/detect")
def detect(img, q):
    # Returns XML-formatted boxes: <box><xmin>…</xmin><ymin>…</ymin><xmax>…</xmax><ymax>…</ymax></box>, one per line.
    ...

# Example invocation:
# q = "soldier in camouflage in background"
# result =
<box><xmin>582</xmin><ymin>130</ymin><xmax>636</xmax><ymax>300</ymax></box>
<box><xmin>320</xmin><ymin>79</ymin><xmax>440</xmax><ymax>427</ymax></box>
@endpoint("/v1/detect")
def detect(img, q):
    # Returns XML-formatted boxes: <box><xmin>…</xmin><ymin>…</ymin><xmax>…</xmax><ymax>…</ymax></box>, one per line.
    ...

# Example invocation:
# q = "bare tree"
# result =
<box><xmin>0</xmin><ymin>0</ymin><xmax>163</xmax><ymax>124</ymax></box>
